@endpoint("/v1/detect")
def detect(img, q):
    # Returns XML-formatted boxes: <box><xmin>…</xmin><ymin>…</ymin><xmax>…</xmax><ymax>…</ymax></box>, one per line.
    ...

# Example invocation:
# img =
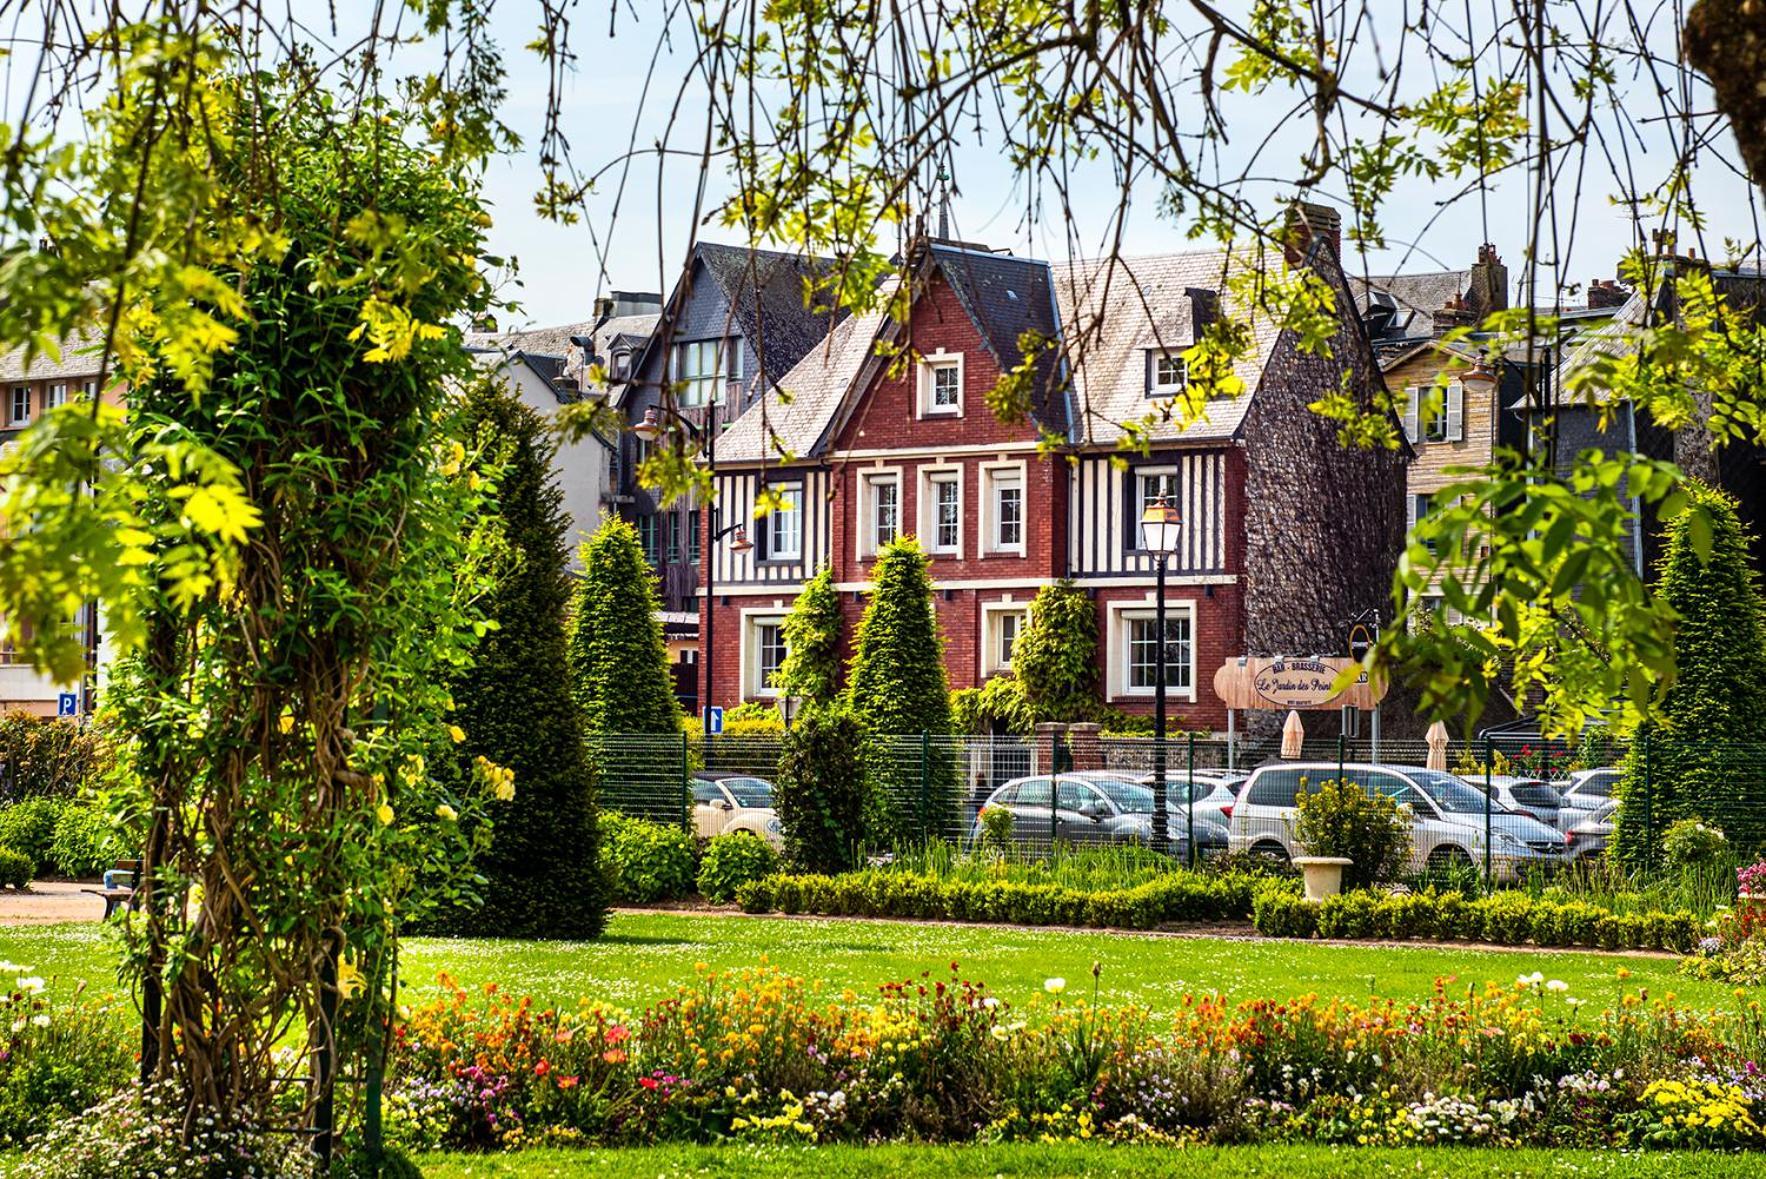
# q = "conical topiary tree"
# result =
<box><xmin>845</xmin><ymin>538</ymin><xmax>952</xmax><ymax>842</ymax></box>
<box><xmin>568</xmin><ymin>517</ymin><xmax>682</xmax><ymax>736</ymax></box>
<box><xmin>1013</xmin><ymin>578</ymin><xmax>1100</xmax><ymax>722</ymax></box>
<box><xmin>1613</xmin><ymin>484</ymin><xmax>1766</xmax><ymax>867</ymax></box>
<box><xmin>774</xmin><ymin>565</ymin><xmax>843</xmax><ymax>710</ymax></box>
<box><xmin>444</xmin><ymin>382</ymin><xmax>604</xmax><ymax>938</ymax></box>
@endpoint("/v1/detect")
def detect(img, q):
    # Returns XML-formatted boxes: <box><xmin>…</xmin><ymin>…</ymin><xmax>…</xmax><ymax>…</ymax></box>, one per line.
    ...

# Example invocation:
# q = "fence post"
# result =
<box><xmin>1335</xmin><ymin>733</ymin><xmax>1345</xmax><ymax>786</ymax></box>
<box><xmin>919</xmin><ymin>732</ymin><xmax>931</xmax><ymax>843</ymax></box>
<box><xmin>1186</xmin><ymin>732</ymin><xmax>1196</xmax><ymax>870</ymax></box>
<box><xmin>1483</xmin><ymin>735</ymin><xmax>1494</xmax><ymax>890</ymax></box>
<box><xmin>679</xmin><ymin>731</ymin><xmax>691</xmax><ymax>834</ymax></box>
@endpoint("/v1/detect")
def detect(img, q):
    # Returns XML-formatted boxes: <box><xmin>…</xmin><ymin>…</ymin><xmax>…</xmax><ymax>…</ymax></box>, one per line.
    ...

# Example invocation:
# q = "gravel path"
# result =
<box><xmin>0</xmin><ymin>879</ymin><xmax>107</xmax><ymax>925</ymax></box>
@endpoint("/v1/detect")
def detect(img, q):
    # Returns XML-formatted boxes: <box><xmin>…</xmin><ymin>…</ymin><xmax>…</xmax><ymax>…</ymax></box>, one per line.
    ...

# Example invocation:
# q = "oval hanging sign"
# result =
<box><xmin>1213</xmin><ymin>656</ymin><xmax>1386</xmax><ymax>711</ymax></box>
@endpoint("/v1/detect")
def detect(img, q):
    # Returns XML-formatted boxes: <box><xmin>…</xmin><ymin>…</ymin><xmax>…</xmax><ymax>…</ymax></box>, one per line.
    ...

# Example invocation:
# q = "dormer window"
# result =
<box><xmin>1147</xmin><ymin>349</ymin><xmax>1188</xmax><ymax>398</ymax></box>
<box><xmin>674</xmin><ymin>337</ymin><xmax>739</xmax><ymax>407</ymax></box>
<box><xmin>918</xmin><ymin>351</ymin><xmax>964</xmax><ymax>417</ymax></box>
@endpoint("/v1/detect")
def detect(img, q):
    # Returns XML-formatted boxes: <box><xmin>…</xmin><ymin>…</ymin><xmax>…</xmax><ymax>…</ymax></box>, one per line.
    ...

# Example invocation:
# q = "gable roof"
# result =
<box><xmin>1050</xmin><ymin>248</ymin><xmax>1282</xmax><ymax>446</ymax></box>
<box><xmin>920</xmin><ymin>242</ymin><xmax>1065</xmax><ymax>434</ymax></box>
<box><xmin>0</xmin><ymin>325</ymin><xmax>110</xmax><ymax>383</ymax></box>
<box><xmin>715</xmin><ymin>305</ymin><xmax>889</xmax><ymax>465</ymax></box>
<box><xmin>1348</xmin><ymin>269</ymin><xmax>1473</xmax><ymax>340</ymax></box>
<box><xmin>464</xmin><ymin>319</ymin><xmax>598</xmax><ymax>361</ymax></box>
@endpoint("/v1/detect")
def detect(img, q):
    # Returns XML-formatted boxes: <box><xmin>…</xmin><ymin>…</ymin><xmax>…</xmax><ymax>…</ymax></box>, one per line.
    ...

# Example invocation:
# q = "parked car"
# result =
<box><xmin>971</xmin><ymin>772</ymin><xmax>1228</xmax><ymax>857</ymax></box>
<box><xmin>691</xmin><ymin>774</ymin><xmax>784</xmax><ymax>848</ymax></box>
<box><xmin>1463</xmin><ymin>774</ymin><xmax>1564</xmax><ymax>829</ymax></box>
<box><xmin>1562</xmin><ymin>799</ymin><xmax>1618</xmax><ymax>862</ymax></box>
<box><xmin>1556</xmin><ymin>768</ymin><xmax>1622</xmax><ymax>825</ymax></box>
<box><xmin>1138</xmin><ymin>772</ymin><xmax>1246</xmax><ymax>830</ymax></box>
<box><xmin>1226</xmin><ymin>762</ymin><xmax>1565</xmax><ymax>881</ymax></box>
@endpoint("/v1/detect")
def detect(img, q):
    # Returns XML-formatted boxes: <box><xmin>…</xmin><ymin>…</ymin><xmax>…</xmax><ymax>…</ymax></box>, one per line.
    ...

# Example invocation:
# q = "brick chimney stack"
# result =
<box><xmin>1432</xmin><ymin>292</ymin><xmax>1477</xmax><ymax>335</ymax></box>
<box><xmin>1283</xmin><ymin>202</ymin><xmax>1342</xmax><ymax>266</ymax></box>
<box><xmin>1587</xmin><ymin>278</ymin><xmax>1629</xmax><ymax>309</ymax></box>
<box><xmin>1467</xmin><ymin>244</ymin><xmax>1509</xmax><ymax>318</ymax></box>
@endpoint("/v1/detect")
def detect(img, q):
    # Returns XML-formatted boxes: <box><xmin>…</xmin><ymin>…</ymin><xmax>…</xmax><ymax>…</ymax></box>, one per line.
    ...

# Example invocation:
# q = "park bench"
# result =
<box><xmin>82</xmin><ymin>858</ymin><xmax>142</xmax><ymax>920</ymax></box>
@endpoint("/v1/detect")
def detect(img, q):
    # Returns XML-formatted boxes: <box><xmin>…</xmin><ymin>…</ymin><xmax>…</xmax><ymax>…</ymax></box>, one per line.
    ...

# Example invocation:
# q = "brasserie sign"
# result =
<box><xmin>1212</xmin><ymin>655</ymin><xmax>1386</xmax><ymax>710</ymax></box>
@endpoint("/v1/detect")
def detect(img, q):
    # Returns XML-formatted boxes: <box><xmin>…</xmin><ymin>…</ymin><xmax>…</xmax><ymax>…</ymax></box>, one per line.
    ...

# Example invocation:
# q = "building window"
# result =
<box><xmin>766</xmin><ymin>483</ymin><xmax>802</xmax><ymax>560</ymax></box>
<box><xmin>1409</xmin><ymin>493</ymin><xmax>1436</xmax><ymax>554</ymax></box>
<box><xmin>918</xmin><ymin>352</ymin><xmax>964</xmax><ymax>417</ymax></box>
<box><xmin>1405</xmin><ymin>381</ymin><xmax>1465</xmax><ymax>445</ymax></box>
<box><xmin>45</xmin><ymin>384</ymin><xmax>67</xmax><ymax>411</ymax></box>
<box><xmin>744</xmin><ymin>614</ymin><xmax>790</xmax><ymax>698</ymax></box>
<box><xmin>997</xmin><ymin>609</ymin><xmax>1024</xmax><ymax>669</ymax></box>
<box><xmin>9</xmin><ymin>386</ymin><xmax>28</xmax><ymax>425</ymax></box>
<box><xmin>986</xmin><ymin>468</ymin><xmax>1024</xmax><ymax>553</ymax></box>
<box><xmin>1148</xmin><ymin>350</ymin><xmax>1188</xmax><ymax>397</ymax></box>
<box><xmin>674</xmin><ymin>338</ymin><xmax>738</xmax><ymax>408</ymax></box>
<box><xmin>862</xmin><ymin>472</ymin><xmax>900</xmax><ymax>555</ymax></box>
<box><xmin>687</xmin><ymin>509</ymin><xmax>702</xmax><ymax>564</ymax></box>
<box><xmin>1130</xmin><ymin>468</ymin><xmax>1179</xmax><ymax>551</ymax></box>
<box><xmin>926</xmin><ymin>470</ymin><xmax>961</xmax><ymax>554</ymax></box>
<box><xmin>1126</xmin><ymin>613</ymin><xmax>1193</xmax><ymax>692</ymax></box>
<box><xmin>0</xmin><ymin>617</ymin><xmax>30</xmax><ymax>665</ymax></box>
<box><xmin>636</xmin><ymin>515</ymin><xmax>659</xmax><ymax>565</ymax></box>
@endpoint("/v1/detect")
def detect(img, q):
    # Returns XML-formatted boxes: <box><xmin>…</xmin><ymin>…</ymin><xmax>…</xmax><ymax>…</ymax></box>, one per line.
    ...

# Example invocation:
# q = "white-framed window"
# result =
<box><xmin>1408</xmin><ymin>492</ymin><xmax>1436</xmax><ymax>554</ymax></box>
<box><xmin>1130</xmin><ymin>466</ymin><xmax>1179</xmax><ymax>552</ymax></box>
<box><xmin>1107</xmin><ymin>600</ymin><xmax>1197</xmax><ymax>700</ymax></box>
<box><xmin>983</xmin><ymin>464</ymin><xmax>1025</xmax><ymax>554</ymax></box>
<box><xmin>44</xmin><ymin>383</ymin><xmax>67</xmax><ymax>411</ymax></box>
<box><xmin>917</xmin><ymin>350</ymin><xmax>964</xmax><ymax>417</ymax></box>
<box><xmin>859</xmin><ymin>470</ymin><xmax>901</xmax><ymax>556</ymax></box>
<box><xmin>765</xmin><ymin>482</ymin><xmax>803</xmax><ymax>560</ymax></box>
<box><xmin>741</xmin><ymin>610</ymin><xmax>791</xmax><ymax>699</ymax></box>
<box><xmin>921</xmin><ymin>467</ymin><xmax>963</xmax><ymax>556</ymax></box>
<box><xmin>1404</xmin><ymin>382</ymin><xmax>1465</xmax><ymax>445</ymax></box>
<box><xmin>980</xmin><ymin>601</ymin><xmax>1030</xmax><ymax>676</ymax></box>
<box><xmin>1148</xmin><ymin>349</ymin><xmax>1188</xmax><ymax>397</ymax></box>
<box><xmin>81</xmin><ymin>380</ymin><xmax>98</xmax><ymax>401</ymax></box>
<box><xmin>9</xmin><ymin>386</ymin><xmax>29</xmax><ymax>425</ymax></box>
<box><xmin>674</xmin><ymin>337</ymin><xmax>739</xmax><ymax>408</ymax></box>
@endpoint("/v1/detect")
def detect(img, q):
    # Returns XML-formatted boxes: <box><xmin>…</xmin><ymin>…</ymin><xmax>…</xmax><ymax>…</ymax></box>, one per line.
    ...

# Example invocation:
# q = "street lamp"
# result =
<box><xmin>630</xmin><ymin>396</ymin><xmax>749</xmax><ymax>736</ymax></box>
<box><xmin>1138</xmin><ymin>491</ymin><xmax>1183</xmax><ymax>856</ymax></box>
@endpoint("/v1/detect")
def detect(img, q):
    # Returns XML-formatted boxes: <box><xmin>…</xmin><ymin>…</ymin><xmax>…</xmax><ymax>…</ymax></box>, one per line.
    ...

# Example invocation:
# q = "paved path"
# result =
<box><xmin>0</xmin><ymin>880</ymin><xmax>105</xmax><ymax>925</ymax></box>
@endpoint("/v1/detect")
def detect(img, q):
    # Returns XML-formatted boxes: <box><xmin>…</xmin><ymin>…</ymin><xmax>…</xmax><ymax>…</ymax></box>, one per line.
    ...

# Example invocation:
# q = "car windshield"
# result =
<box><xmin>718</xmin><ymin>777</ymin><xmax>774</xmax><ymax>807</ymax></box>
<box><xmin>1579</xmin><ymin>772</ymin><xmax>1617</xmax><ymax>798</ymax></box>
<box><xmin>1509</xmin><ymin>782</ymin><xmax>1560</xmax><ymax>809</ymax></box>
<box><xmin>1090</xmin><ymin>778</ymin><xmax>1157</xmax><ymax>812</ymax></box>
<box><xmin>1408</xmin><ymin>768</ymin><xmax>1507</xmax><ymax>814</ymax></box>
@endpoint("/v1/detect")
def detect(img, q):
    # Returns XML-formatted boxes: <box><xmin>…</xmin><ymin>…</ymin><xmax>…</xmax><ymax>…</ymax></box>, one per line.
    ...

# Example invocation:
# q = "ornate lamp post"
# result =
<box><xmin>1138</xmin><ymin>491</ymin><xmax>1183</xmax><ymax>855</ymax></box>
<box><xmin>633</xmin><ymin>404</ymin><xmax>753</xmax><ymax>735</ymax></box>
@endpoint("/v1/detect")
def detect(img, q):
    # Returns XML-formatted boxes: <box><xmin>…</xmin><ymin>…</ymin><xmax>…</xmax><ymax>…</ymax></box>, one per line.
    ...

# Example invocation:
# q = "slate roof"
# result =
<box><xmin>0</xmin><ymin>326</ymin><xmax>110</xmax><ymax>382</ymax></box>
<box><xmin>1050</xmin><ymin>248</ymin><xmax>1282</xmax><ymax>446</ymax></box>
<box><xmin>463</xmin><ymin>319</ymin><xmax>598</xmax><ymax>360</ymax></box>
<box><xmin>921</xmin><ymin>242</ymin><xmax>1065</xmax><ymax>434</ymax></box>
<box><xmin>716</xmin><ymin>306</ymin><xmax>889</xmax><ymax>465</ymax></box>
<box><xmin>1348</xmin><ymin>269</ymin><xmax>1473</xmax><ymax>339</ymax></box>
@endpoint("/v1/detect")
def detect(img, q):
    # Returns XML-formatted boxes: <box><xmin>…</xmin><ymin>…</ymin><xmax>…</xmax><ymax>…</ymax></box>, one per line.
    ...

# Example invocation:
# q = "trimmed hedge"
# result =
<box><xmin>600</xmin><ymin>814</ymin><xmax>695</xmax><ymax>904</ymax></box>
<box><xmin>0</xmin><ymin>847</ymin><xmax>29</xmax><ymax>889</ymax></box>
<box><xmin>1251</xmin><ymin>886</ymin><xmax>1702</xmax><ymax>953</ymax></box>
<box><xmin>735</xmin><ymin>868</ymin><xmax>1280</xmax><ymax>929</ymax></box>
<box><xmin>0</xmin><ymin>798</ymin><xmax>68</xmax><ymax>875</ymax></box>
<box><xmin>696</xmin><ymin>833</ymin><xmax>778</xmax><ymax>904</ymax></box>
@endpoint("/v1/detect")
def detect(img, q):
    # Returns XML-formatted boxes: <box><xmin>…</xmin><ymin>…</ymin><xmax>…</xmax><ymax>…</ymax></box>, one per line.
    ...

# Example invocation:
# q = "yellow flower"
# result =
<box><xmin>277</xmin><ymin>714</ymin><xmax>295</xmax><ymax>734</ymax></box>
<box><xmin>435</xmin><ymin>804</ymin><xmax>459</xmax><ymax>823</ymax></box>
<box><xmin>336</xmin><ymin>956</ymin><xmax>365</xmax><ymax>1000</ymax></box>
<box><xmin>377</xmin><ymin>803</ymin><xmax>395</xmax><ymax>826</ymax></box>
<box><xmin>447</xmin><ymin>724</ymin><xmax>466</xmax><ymax>744</ymax></box>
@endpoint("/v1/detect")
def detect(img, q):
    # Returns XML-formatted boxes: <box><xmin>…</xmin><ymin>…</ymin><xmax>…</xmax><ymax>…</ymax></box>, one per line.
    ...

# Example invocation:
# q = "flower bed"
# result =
<box><xmin>734</xmin><ymin>868</ymin><xmax>1273</xmax><ymax>928</ymax></box>
<box><xmin>1253</xmin><ymin>888</ymin><xmax>1703</xmax><ymax>953</ymax></box>
<box><xmin>382</xmin><ymin>963</ymin><xmax>1766</xmax><ymax>1151</ymax></box>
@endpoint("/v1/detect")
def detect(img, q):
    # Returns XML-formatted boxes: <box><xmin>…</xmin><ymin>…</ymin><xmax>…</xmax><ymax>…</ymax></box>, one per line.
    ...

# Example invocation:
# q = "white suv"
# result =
<box><xmin>1226</xmin><ymin>762</ymin><xmax>1565</xmax><ymax>881</ymax></box>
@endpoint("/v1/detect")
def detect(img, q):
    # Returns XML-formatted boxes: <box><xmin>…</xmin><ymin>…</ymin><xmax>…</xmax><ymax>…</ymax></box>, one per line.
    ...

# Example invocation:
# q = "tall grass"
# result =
<box><xmin>880</xmin><ymin>840</ymin><xmax>1186</xmax><ymax>891</ymax></box>
<box><xmin>1518</xmin><ymin>855</ymin><xmax>1740</xmax><ymax>919</ymax></box>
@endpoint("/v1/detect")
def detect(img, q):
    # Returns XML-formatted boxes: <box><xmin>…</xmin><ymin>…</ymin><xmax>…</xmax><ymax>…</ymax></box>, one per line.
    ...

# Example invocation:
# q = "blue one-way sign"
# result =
<box><xmin>704</xmin><ymin>705</ymin><xmax>724</xmax><ymax>735</ymax></box>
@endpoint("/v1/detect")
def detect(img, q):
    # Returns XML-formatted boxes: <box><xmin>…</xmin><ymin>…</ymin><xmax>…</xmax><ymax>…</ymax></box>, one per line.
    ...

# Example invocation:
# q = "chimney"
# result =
<box><xmin>592</xmin><ymin>295</ymin><xmax>614</xmax><ymax>321</ymax></box>
<box><xmin>1432</xmin><ymin>292</ymin><xmax>1477</xmax><ymax>336</ymax></box>
<box><xmin>1467</xmin><ymin>244</ymin><xmax>1509</xmax><ymax>318</ymax></box>
<box><xmin>1587</xmin><ymin>278</ymin><xmax>1629</xmax><ymax>310</ymax></box>
<box><xmin>1283</xmin><ymin>202</ymin><xmax>1341</xmax><ymax>266</ymax></box>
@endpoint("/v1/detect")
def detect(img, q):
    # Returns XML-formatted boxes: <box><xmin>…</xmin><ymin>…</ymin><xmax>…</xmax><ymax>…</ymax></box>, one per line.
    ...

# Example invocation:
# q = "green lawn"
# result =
<box><xmin>413</xmin><ymin>1144</ymin><xmax>1766</xmax><ymax>1178</ymax></box>
<box><xmin>0</xmin><ymin>909</ymin><xmax>1740</xmax><ymax>1016</ymax></box>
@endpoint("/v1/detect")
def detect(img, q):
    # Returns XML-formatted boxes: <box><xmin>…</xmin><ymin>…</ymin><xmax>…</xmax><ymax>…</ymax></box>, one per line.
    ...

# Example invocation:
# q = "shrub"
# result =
<box><xmin>599</xmin><ymin>813</ymin><xmax>695</xmax><ymax>903</ymax></box>
<box><xmin>48</xmin><ymin>804</ymin><xmax>122</xmax><ymax>879</ymax></box>
<box><xmin>569</xmin><ymin>517</ymin><xmax>681</xmax><ymax>737</ymax></box>
<box><xmin>774</xmin><ymin>566</ymin><xmax>843</xmax><ymax>708</ymax></box>
<box><xmin>17</xmin><ymin>1081</ymin><xmax>309</xmax><ymax>1179</ymax></box>
<box><xmin>0</xmin><ymin>798</ymin><xmax>68</xmax><ymax>875</ymax></box>
<box><xmin>0</xmin><ymin>714</ymin><xmax>111</xmax><ymax>804</ymax></box>
<box><xmin>1292</xmin><ymin>778</ymin><xmax>1410</xmax><ymax>888</ymax></box>
<box><xmin>1012</xmin><ymin>580</ymin><xmax>1099</xmax><ymax>723</ymax></box>
<box><xmin>774</xmin><ymin>707</ymin><xmax>871</xmax><ymax>873</ymax></box>
<box><xmin>1251</xmin><ymin>887</ymin><xmax>1319</xmax><ymax>938</ymax></box>
<box><xmin>0</xmin><ymin>983</ymin><xmax>133</xmax><ymax>1148</ymax></box>
<box><xmin>696</xmin><ymin>833</ymin><xmax>779</xmax><ymax>903</ymax></box>
<box><xmin>978</xmin><ymin>805</ymin><xmax>1013</xmax><ymax>850</ymax></box>
<box><xmin>1661</xmin><ymin>818</ymin><xmax>1729</xmax><ymax>873</ymax></box>
<box><xmin>720</xmin><ymin>700</ymin><xmax>785</xmax><ymax>737</ymax></box>
<box><xmin>0</xmin><ymin>848</ymin><xmax>30</xmax><ymax>890</ymax></box>
<box><xmin>950</xmin><ymin>674</ymin><xmax>1034</xmax><ymax>736</ymax></box>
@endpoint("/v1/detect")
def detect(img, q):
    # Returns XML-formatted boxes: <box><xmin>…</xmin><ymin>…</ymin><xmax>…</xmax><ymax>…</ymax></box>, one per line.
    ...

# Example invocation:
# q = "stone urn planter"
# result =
<box><xmin>1291</xmin><ymin>856</ymin><xmax>1354</xmax><ymax>902</ymax></box>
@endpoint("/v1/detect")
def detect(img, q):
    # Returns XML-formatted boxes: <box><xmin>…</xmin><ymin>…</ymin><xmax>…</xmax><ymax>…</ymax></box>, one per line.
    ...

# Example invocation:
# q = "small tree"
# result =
<box><xmin>440</xmin><ymin>383</ymin><xmax>604</xmax><ymax>938</ymax></box>
<box><xmin>775</xmin><ymin>565</ymin><xmax>843</xmax><ymax>709</ymax></box>
<box><xmin>845</xmin><ymin>538</ymin><xmax>951</xmax><ymax>735</ymax></box>
<box><xmin>1293</xmin><ymin>779</ymin><xmax>1411</xmax><ymax>889</ymax></box>
<box><xmin>774</xmin><ymin>707</ymin><xmax>871</xmax><ymax>872</ymax></box>
<box><xmin>568</xmin><ymin>518</ymin><xmax>682</xmax><ymax>736</ymax></box>
<box><xmin>1013</xmin><ymin>579</ymin><xmax>1099</xmax><ymax>722</ymax></box>
<box><xmin>1614</xmin><ymin>485</ymin><xmax>1766</xmax><ymax>866</ymax></box>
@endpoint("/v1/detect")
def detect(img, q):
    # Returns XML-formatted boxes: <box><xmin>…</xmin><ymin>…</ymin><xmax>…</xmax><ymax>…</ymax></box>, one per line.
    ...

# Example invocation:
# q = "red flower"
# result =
<box><xmin>605</xmin><ymin>1023</ymin><xmax>630</xmax><ymax>1045</ymax></box>
<box><xmin>639</xmin><ymin>1075</ymin><xmax>660</xmax><ymax>1090</ymax></box>
<box><xmin>557</xmin><ymin>1075</ymin><xmax>580</xmax><ymax>1090</ymax></box>
<box><xmin>534</xmin><ymin>1059</ymin><xmax>551</xmax><ymax>1078</ymax></box>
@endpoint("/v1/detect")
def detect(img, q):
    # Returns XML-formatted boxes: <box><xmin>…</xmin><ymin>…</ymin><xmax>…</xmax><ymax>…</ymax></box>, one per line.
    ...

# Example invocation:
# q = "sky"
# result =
<box><xmin>10</xmin><ymin>2</ymin><xmax>1760</xmax><ymax>328</ymax></box>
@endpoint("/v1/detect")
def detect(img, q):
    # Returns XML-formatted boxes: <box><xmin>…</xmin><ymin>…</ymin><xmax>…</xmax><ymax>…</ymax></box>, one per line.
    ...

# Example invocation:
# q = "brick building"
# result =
<box><xmin>700</xmin><ymin>208</ymin><xmax>1409</xmax><ymax>734</ymax></box>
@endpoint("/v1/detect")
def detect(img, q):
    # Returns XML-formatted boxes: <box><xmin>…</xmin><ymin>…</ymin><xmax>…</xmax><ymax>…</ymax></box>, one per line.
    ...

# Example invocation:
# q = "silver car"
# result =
<box><xmin>1556</xmin><ymin>768</ymin><xmax>1621</xmax><ymax>827</ymax></box>
<box><xmin>1464</xmin><ymin>774</ymin><xmax>1564</xmax><ymax>829</ymax></box>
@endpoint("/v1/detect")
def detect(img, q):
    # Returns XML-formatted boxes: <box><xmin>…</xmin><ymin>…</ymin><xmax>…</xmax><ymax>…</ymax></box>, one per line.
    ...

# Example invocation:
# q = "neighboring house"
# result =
<box><xmin>613</xmin><ymin>242</ymin><xmax>847</xmax><ymax>696</ymax></box>
<box><xmin>0</xmin><ymin>328</ymin><xmax>118</xmax><ymax>718</ymax></box>
<box><xmin>702</xmin><ymin>206</ymin><xmax>1411</xmax><ymax>734</ymax></box>
<box><xmin>464</xmin><ymin>292</ymin><xmax>661</xmax><ymax>565</ymax></box>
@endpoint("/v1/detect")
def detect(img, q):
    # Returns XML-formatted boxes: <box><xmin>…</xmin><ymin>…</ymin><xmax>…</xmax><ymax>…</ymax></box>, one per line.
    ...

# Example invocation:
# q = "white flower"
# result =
<box><xmin>1516</xmin><ymin>971</ymin><xmax>1544</xmax><ymax>987</ymax></box>
<box><xmin>8</xmin><ymin>1019</ymin><xmax>22</xmax><ymax>1033</ymax></box>
<box><xmin>0</xmin><ymin>962</ymin><xmax>26</xmax><ymax>975</ymax></box>
<box><xmin>990</xmin><ymin>1025</ymin><xmax>1011</xmax><ymax>1041</ymax></box>
<box><xmin>1545</xmin><ymin>979</ymin><xmax>1568</xmax><ymax>993</ymax></box>
<box><xmin>1565</xmin><ymin>997</ymin><xmax>1586</xmax><ymax>1008</ymax></box>
<box><xmin>29</xmin><ymin>1014</ymin><xmax>48</xmax><ymax>1028</ymax></box>
<box><xmin>15</xmin><ymin>977</ymin><xmax>44</xmax><ymax>994</ymax></box>
<box><xmin>982</xmin><ymin>996</ymin><xmax>999</xmax><ymax>1009</ymax></box>
<box><xmin>1044</xmin><ymin>977</ymin><xmax>1066</xmax><ymax>994</ymax></box>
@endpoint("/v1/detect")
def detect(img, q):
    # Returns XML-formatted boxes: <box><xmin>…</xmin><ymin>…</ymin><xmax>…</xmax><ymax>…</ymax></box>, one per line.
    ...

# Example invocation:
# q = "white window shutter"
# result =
<box><xmin>1446</xmin><ymin>382</ymin><xmax>1465</xmax><ymax>442</ymax></box>
<box><xmin>1402</xmin><ymin>386</ymin><xmax>1420</xmax><ymax>444</ymax></box>
<box><xmin>1406</xmin><ymin>493</ymin><xmax>1417</xmax><ymax>533</ymax></box>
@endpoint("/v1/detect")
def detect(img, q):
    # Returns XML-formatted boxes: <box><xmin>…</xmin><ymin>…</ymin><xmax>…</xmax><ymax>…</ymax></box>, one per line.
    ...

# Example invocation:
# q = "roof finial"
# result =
<box><xmin>935</xmin><ymin>165</ymin><xmax>952</xmax><ymax>241</ymax></box>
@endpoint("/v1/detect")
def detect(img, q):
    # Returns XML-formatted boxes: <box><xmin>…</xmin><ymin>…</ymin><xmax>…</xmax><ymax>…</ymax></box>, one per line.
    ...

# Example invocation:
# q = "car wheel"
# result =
<box><xmin>1249</xmin><ymin>840</ymin><xmax>1290</xmax><ymax>865</ymax></box>
<box><xmin>1427</xmin><ymin>844</ymin><xmax>1473</xmax><ymax>874</ymax></box>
